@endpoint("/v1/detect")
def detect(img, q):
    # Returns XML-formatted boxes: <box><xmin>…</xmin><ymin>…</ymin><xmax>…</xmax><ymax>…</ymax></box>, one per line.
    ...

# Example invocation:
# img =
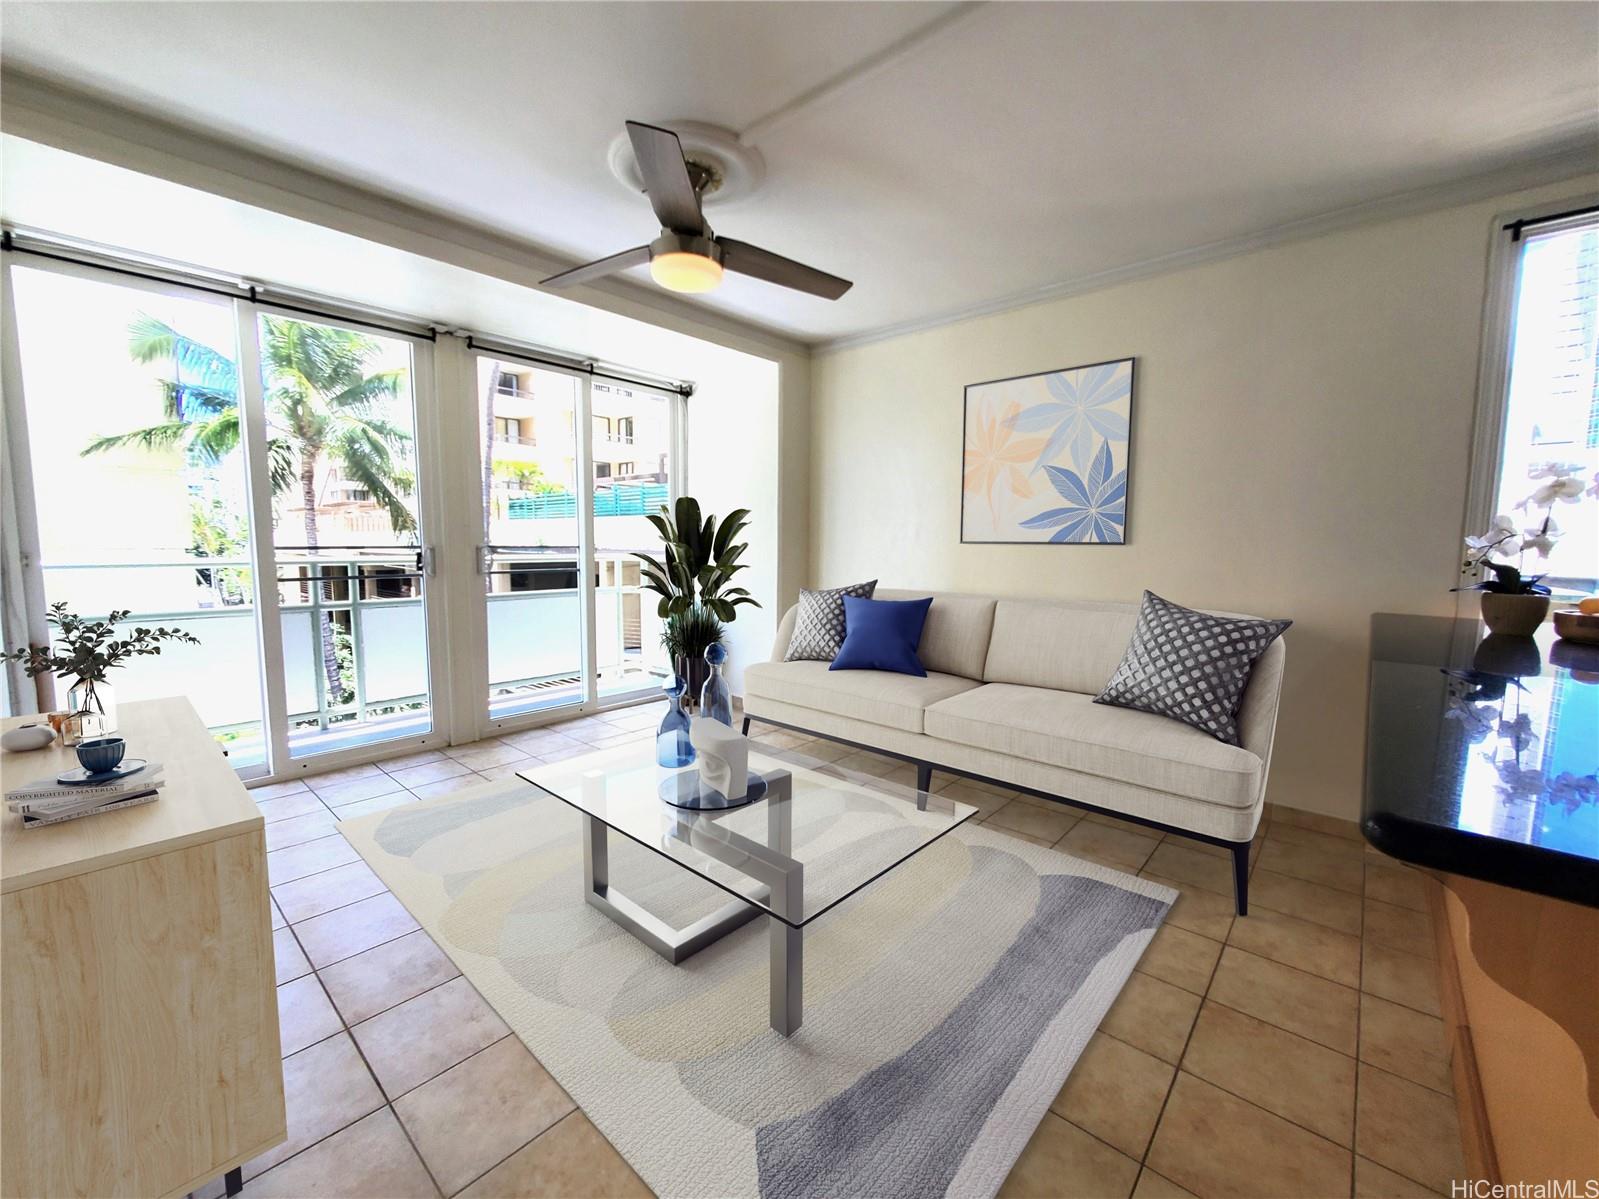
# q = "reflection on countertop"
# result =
<box><xmin>1364</xmin><ymin>613</ymin><xmax>1599</xmax><ymax>908</ymax></box>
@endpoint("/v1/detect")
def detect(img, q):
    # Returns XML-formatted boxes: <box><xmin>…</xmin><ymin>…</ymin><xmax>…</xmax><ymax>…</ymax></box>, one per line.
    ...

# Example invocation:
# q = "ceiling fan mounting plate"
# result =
<box><xmin>607</xmin><ymin>121</ymin><xmax>766</xmax><ymax>208</ymax></box>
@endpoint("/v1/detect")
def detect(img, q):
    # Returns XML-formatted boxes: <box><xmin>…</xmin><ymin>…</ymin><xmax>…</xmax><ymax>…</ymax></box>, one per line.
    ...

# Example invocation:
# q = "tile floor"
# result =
<box><xmin>212</xmin><ymin>705</ymin><xmax>1463</xmax><ymax>1199</ymax></box>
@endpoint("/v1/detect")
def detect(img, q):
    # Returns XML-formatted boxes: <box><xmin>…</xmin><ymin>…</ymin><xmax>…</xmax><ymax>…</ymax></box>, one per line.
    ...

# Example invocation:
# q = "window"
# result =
<box><xmin>1472</xmin><ymin>205</ymin><xmax>1599</xmax><ymax>593</ymax></box>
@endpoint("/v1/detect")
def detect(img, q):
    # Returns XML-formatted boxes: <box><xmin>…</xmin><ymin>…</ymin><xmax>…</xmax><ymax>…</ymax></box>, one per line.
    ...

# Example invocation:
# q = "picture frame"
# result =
<box><xmin>960</xmin><ymin>357</ymin><xmax>1136</xmax><ymax>545</ymax></box>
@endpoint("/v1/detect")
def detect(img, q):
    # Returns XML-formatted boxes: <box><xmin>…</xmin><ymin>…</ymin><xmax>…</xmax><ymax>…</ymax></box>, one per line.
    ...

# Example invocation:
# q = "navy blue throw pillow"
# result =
<box><xmin>830</xmin><ymin>595</ymin><xmax>933</xmax><ymax>676</ymax></box>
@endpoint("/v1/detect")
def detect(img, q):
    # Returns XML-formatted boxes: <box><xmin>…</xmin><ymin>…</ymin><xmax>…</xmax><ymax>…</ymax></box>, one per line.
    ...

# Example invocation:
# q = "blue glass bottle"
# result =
<box><xmin>656</xmin><ymin>675</ymin><xmax>695</xmax><ymax>767</ymax></box>
<box><xmin>700</xmin><ymin>643</ymin><xmax>733</xmax><ymax>727</ymax></box>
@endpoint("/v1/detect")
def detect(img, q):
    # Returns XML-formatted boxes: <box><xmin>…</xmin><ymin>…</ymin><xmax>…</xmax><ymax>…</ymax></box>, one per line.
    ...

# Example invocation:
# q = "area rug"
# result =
<box><xmin>339</xmin><ymin>757</ymin><xmax>1174</xmax><ymax>1199</ymax></box>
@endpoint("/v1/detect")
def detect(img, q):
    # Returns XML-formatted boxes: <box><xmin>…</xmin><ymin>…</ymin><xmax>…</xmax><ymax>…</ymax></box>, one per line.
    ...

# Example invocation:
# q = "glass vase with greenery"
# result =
<box><xmin>3</xmin><ymin>602</ymin><xmax>200</xmax><ymax>724</ymax></box>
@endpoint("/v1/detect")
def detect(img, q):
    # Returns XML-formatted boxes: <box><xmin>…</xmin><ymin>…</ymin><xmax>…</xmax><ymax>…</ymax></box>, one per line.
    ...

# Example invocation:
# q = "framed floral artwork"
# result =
<box><xmin>960</xmin><ymin>357</ymin><xmax>1135</xmax><ymax>544</ymax></box>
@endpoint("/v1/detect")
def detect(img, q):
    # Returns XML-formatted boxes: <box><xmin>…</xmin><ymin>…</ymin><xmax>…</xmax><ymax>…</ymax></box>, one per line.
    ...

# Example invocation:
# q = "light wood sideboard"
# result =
<box><xmin>1</xmin><ymin>697</ymin><xmax>285</xmax><ymax>1199</ymax></box>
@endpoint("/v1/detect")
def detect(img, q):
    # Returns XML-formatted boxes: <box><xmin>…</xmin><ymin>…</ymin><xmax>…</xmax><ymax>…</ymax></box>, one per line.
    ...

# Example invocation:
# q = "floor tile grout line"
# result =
<box><xmin>329</xmin><ymin>963</ymin><xmax>463</xmax><ymax>1033</ymax></box>
<box><xmin>250</xmin><ymin>916</ymin><xmax>444</xmax><ymax>1195</ymax></box>
<box><xmin>1133</xmin><ymin>916</ymin><xmax>1218</xmax><ymax>1181</ymax></box>
<box><xmin>1348</xmin><ymin>1061</ymin><xmax>1459</xmax><ymax>1194</ymax></box>
<box><xmin>276</xmin><ymin>880</ymin><xmax>395</xmax><ymax>929</ymax></box>
<box><xmin>299</xmin><ymin>911</ymin><xmax>450</xmax><ymax>1199</ymax></box>
<box><xmin>1351</xmin><ymin>896</ymin><xmax>1366</xmax><ymax>1199</ymax></box>
<box><xmin>443</xmin><ymin>1101</ymin><xmax>584</xmax><ymax>1198</ymax></box>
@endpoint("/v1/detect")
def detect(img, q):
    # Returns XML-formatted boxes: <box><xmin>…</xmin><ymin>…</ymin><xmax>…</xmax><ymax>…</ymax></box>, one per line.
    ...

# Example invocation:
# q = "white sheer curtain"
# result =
<box><xmin>1</xmin><ymin>261</ymin><xmax>46</xmax><ymax>716</ymax></box>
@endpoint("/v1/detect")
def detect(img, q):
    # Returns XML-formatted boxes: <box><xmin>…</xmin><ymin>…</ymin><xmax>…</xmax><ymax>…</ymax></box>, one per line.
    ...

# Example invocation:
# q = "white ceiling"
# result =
<box><xmin>2</xmin><ymin>1</ymin><xmax>1596</xmax><ymax>346</ymax></box>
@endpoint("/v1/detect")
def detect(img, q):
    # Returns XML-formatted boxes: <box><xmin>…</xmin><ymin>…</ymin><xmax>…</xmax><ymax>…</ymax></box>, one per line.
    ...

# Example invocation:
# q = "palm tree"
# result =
<box><xmin>84</xmin><ymin>314</ymin><xmax>415</xmax><ymax>704</ymax></box>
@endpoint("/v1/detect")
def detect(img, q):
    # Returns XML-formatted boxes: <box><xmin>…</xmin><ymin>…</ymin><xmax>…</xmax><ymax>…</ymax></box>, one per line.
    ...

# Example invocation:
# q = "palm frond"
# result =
<box><xmin>325</xmin><ymin>370</ymin><xmax>404</xmax><ymax>413</ymax></box>
<box><xmin>327</xmin><ymin>420</ymin><xmax>416</xmax><ymax>535</ymax></box>
<box><xmin>267</xmin><ymin>438</ymin><xmax>297</xmax><ymax>494</ymax></box>
<box><xmin>127</xmin><ymin>315</ymin><xmax>237</xmax><ymax>395</ymax></box>
<box><xmin>80</xmin><ymin>423</ymin><xmax>190</xmax><ymax>457</ymax></box>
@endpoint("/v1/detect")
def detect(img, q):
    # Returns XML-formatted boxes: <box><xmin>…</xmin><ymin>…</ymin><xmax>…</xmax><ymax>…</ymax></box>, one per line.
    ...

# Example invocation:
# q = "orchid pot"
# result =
<box><xmin>1478</xmin><ymin>593</ymin><xmax>1550</xmax><ymax>637</ymax></box>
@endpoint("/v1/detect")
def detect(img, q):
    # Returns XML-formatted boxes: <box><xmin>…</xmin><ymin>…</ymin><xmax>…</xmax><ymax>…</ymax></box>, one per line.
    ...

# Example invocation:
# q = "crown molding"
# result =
<box><xmin>0</xmin><ymin>69</ymin><xmax>810</xmax><ymax>361</ymax></box>
<box><xmin>815</xmin><ymin>140</ymin><xmax>1599</xmax><ymax>355</ymax></box>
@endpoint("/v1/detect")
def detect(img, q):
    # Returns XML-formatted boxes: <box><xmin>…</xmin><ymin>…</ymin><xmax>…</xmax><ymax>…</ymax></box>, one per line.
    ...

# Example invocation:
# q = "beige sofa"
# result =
<box><xmin>741</xmin><ymin>589</ymin><xmax>1286</xmax><ymax>915</ymax></box>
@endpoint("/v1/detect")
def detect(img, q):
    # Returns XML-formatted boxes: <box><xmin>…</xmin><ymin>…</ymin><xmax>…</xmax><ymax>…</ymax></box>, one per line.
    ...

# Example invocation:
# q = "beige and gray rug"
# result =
<box><xmin>340</xmin><ymin>760</ymin><xmax>1174</xmax><ymax>1199</ymax></box>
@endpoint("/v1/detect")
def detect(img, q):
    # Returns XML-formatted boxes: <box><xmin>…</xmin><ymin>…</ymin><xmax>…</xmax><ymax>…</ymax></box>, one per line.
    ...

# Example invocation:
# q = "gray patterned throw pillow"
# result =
<box><xmin>1094</xmin><ymin>591</ymin><xmax>1290</xmax><ymax>746</ymax></box>
<box><xmin>784</xmin><ymin>580</ymin><xmax>878</xmax><ymax>662</ymax></box>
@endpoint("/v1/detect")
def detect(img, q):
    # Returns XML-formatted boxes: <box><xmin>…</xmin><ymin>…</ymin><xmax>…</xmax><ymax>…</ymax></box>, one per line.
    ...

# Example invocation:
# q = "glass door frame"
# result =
<box><xmin>467</xmin><ymin>342</ymin><xmax>686</xmax><ymax>742</ymax></box>
<box><xmin>239</xmin><ymin>298</ymin><xmax>451</xmax><ymax>781</ymax></box>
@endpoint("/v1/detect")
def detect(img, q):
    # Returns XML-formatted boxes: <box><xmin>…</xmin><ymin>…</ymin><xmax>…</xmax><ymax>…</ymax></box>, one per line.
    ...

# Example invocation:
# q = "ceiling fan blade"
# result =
<box><xmin>718</xmin><ymin>238</ymin><xmax>853</xmax><ymax>300</ymax></box>
<box><xmin>626</xmin><ymin>120</ymin><xmax>704</xmax><ymax>235</ymax></box>
<box><xmin>540</xmin><ymin>245</ymin><xmax>651</xmax><ymax>289</ymax></box>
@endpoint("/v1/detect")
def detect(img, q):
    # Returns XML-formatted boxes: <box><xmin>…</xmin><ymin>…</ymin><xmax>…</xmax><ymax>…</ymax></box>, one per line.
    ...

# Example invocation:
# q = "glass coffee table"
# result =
<box><xmin>518</xmin><ymin>740</ymin><xmax>977</xmax><ymax>1036</ymax></box>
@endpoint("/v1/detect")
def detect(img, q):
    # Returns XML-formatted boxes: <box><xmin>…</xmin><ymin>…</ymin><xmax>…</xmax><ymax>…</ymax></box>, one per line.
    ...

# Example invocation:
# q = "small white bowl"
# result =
<box><xmin>1</xmin><ymin>724</ymin><xmax>56</xmax><ymax>752</ymax></box>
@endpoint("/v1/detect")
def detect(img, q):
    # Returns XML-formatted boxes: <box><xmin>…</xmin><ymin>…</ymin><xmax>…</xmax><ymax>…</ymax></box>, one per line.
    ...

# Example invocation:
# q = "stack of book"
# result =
<box><xmin>6</xmin><ymin>762</ymin><xmax>165</xmax><ymax>829</ymax></box>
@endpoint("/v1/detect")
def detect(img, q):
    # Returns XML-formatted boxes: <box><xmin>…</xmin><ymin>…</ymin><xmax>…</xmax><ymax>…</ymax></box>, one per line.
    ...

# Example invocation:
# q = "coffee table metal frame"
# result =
<box><xmin>577</xmin><ymin>768</ymin><xmax>805</xmax><ymax>1034</ymax></box>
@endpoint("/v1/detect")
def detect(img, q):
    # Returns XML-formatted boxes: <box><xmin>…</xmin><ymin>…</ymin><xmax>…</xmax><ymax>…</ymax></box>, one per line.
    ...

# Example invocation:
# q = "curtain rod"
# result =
<box><xmin>1</xmin><ymin>230</ymin><xmax>437</xmax><ymax>341</ymax></box>
<box><xmin>1502</xmin><ymin>204</ymin><xmax>1599</xmax><ymax>242</ymax></box>
<box><xmin>1</xmin><ymin>228</ymin><xmax>695</xmax><ymax>394</ymax></box>
<box><xmin>463</xmin><ymin>335</ymin><xmax>692</xmax><ymax>397</ymax></box>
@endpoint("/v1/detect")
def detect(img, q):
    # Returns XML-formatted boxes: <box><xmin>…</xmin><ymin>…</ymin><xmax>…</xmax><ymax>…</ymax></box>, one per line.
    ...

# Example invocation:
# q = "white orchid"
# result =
<box><xmin>1527</xmin><ymin>460</ymin><xmax>1584</xmax><ymax>480</ymax></box>
<box><xmin>1464</xmin><ymin>514</ymin><xmax>1521</xmax><ymax>560</ymax></box>
<box><xmin>1444</xmin><ymin>695</ymin><xmax>1495</xmax><ymax>743</ymax></box>
<box><xmin>1521</xmin><ymin>515</ymin><xmax>1561</xmax><ymax>558</ymax></box>
<box><xmin>1494</xmin><ymin>759</ymin><xmax>1545</xmax><ymax>801</ymax></box>
<box><xmin>1497</xmin><ymin>713</ymin><xmax>1539</xmax><ymax>755</ymax></box>
<box><xmin>1521</xmin><ymin>475</ymin><xmax>1587</xmax><ymax>508</ymax></box>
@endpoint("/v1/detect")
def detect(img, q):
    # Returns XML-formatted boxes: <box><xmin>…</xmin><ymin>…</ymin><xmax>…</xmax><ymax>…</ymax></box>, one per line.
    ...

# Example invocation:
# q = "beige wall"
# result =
<box><xmin>810</xmin><ymin>175</ymin><xmax>1599</xmax><ymax>819</ymax></box>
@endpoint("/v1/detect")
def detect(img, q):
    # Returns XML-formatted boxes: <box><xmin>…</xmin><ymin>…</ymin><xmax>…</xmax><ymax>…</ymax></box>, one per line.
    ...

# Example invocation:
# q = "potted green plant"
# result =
<box><xmin>635</xmin><ymin>497</ymin><xmax>759</xmax><ymax>705</ymax></box>
<box><xmin>3</xmin><ymin>602</ymin><xmax>200</xmax><ymax>740</ymax></box>
<box><xmin>1460</xmin><ymin>461</ymin><xmax>1593</xmax><ymax>635</ymax></box>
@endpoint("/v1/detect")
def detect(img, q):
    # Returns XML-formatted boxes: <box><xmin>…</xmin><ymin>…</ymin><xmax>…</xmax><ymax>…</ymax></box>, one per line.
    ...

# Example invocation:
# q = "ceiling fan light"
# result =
<box><xmin>650</xmin><ymin>250</ymin><xmax>724</xmax><ymax>294</ymax></box>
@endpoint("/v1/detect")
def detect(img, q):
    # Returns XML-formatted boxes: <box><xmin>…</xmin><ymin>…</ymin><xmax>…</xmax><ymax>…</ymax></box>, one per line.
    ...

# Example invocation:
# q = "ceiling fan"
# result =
<box><xmin>540</xmin><ymin>120</ymin><xmax>853</xmax><ymax>301</ymax></box>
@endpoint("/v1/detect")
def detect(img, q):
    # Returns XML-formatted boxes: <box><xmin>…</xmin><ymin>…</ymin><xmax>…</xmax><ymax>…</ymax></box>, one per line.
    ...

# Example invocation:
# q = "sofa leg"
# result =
<box><xmin>1231</xmin><ymin>841</ymin><xmax>1250</xmax><ymax>916</ymax></box>
<box><xmin>916</xmin><ymin>762</ymin><xmax>933</xmax><ymax>793</ymax></box>
<box><xmin>741</xmin><ymin>716</ymin><xmax>751</xmax><ymax>736</ymax></box>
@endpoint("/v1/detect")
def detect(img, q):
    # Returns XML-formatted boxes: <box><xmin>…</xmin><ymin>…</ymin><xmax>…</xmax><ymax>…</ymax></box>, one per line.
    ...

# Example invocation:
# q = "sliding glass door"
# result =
<box><xmin>256</xmin><ymin>312</ymin><xmax>436</xmax><ymax>761</ymax></box>
<box><xmin>591</xmin><ymin>380</ymin><xmax>677</xmax><ymax>702</ymax></box>
<box><xmin>474</xmin><ymin>355</ymin><xmax>680</xmax><ymax>726</ymax></box>
<box><xmin>477</xmin><ymin>356</ymin><xmax>586</xmax><ymax>718</ymax></box>
<box><xmin>7</xmin><ymin>265</ymin><xmax>271</xmax><ymax>766</ymax></box>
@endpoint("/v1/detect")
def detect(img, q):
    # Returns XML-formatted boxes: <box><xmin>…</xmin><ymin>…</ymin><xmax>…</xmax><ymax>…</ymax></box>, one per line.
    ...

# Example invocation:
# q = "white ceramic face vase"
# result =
<box><xmin>689</xmin><ymin>716</ymin><xmax>749</xmax><ymax>801</ymax></box>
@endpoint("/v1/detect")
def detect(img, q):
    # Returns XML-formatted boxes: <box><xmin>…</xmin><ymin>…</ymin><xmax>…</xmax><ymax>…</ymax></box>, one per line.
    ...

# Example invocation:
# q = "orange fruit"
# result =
<box><xmin>1579</xmin><ymin>597</ymin><xmax>1599</xmax><ymax>615</ymax></box>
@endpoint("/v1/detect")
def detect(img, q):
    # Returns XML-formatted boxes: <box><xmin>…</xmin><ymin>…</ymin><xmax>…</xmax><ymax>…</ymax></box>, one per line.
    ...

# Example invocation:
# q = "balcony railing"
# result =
<box><xmin>39</xmin><ymin>554</ymin><xmax>666</xmax><ymax>768</ymax></box>
<box><xmin>505</xmin><ymin>481</ymin><xmax>669</xmax><ymax>520</ymax></box>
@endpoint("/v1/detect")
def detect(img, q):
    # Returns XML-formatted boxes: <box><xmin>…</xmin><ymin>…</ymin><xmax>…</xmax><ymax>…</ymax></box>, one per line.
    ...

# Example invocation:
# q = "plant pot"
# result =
<box><xmin>1479</xmin><ymin>593</ymin><xmax>1550</xmax><ymax>637</ymax></box>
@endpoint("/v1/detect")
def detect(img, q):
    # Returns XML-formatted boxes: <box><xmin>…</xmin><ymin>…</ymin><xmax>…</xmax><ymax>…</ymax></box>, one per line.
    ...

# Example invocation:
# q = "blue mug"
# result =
<box><xmin>76</xmin><ymin>736</ymin><xmax>127</xmax><ymax>775</ymax></box>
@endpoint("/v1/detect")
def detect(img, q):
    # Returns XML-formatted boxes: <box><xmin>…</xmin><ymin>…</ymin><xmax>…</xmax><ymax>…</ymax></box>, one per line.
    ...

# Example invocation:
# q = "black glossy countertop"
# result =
<box><xmin>1363</xmin><ymin>613</ymin><xmax>1599</xmax><ymax>908</ymax></box>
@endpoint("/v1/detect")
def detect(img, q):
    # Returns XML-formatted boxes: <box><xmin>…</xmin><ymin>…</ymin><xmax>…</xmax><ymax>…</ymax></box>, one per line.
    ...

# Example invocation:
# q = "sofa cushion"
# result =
<box><xmin>982</xmin><ymin>599</ymin><xmax>1141</xmax><ymax>693</ymax></box>
<box><xmin>743</xmin><ymin>659</ymin><xmax>980</xmax><ymax>734</ymax></box>
<box><xmin>832</xmin><ymin>595</ymin><xmax>933</xmax><ymax>676</ymax></box>
<box><xmin>923</xmin><ymin>682</ymin><xmax>1264</xmax><ymax>808</ymax></box>
<box><xmin>1095</xmin><ymin>591</ymin><xmax>1291</xmax><ymax>746</ymax></box>
<box><xmin>875</xmin><ymin>589</ymin><xmax>997</xmax><ymax>679</ymax></box>
<box><xmin>785</xmin><ymin>580</ymin><xmax>878</xmax><ymax>662</ymax></box>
